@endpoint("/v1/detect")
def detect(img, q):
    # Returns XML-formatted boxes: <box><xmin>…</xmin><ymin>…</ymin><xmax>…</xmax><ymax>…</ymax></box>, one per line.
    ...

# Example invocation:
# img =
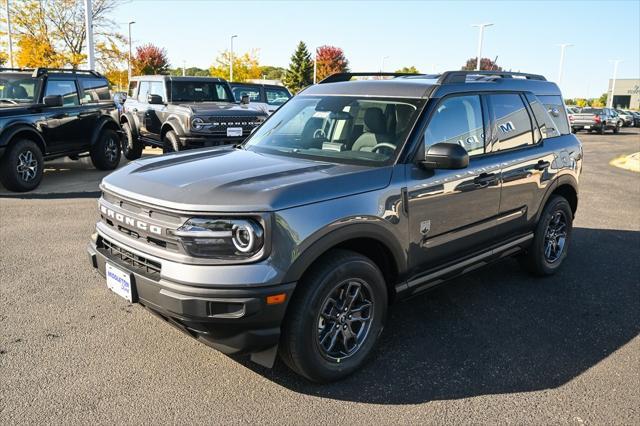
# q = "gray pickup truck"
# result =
<box><xmin>570</xmin><ymin>107</ymin><xmax>622</xmax><ymax>134</ymax></box>
<box><xmin>88</xmin><ymin>71</ymin><xmax>582</xmax><ymax>382</ymax></box>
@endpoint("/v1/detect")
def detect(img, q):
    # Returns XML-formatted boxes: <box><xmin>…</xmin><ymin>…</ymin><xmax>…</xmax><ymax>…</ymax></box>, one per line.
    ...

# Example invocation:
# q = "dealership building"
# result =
<box><xmin>608</xmin><ymin>79</ymin><xmax>640</xmax><ymax>110</ymax></box>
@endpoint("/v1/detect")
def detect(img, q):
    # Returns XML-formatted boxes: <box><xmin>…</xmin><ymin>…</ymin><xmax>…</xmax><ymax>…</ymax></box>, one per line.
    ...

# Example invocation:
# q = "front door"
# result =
<box><xmin>406</xmin><ymin>94</ymin><xmax>501</xmax><ymax>280</ymax></box>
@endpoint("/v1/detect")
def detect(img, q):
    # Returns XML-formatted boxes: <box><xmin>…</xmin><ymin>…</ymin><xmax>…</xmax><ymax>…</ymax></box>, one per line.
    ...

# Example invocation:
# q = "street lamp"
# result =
<box><xmin>230</xmin><ymin>35</ymin><xmax>238</xmax><ymax>82</ymax></box>
<box><xmin>128</xmin><ymin>21</ymin><xmax>135</xmax><ymax>83</ymax></box>
<box><xmin>380</xmin><ymin>56</ymin><xmax>389</xmax><ymax>72</ymax></box>
<box><xmin>557</xmin><ymin>43</ymin><xmax>573</xmax><ymax>85</ymax></box>
<box><xmin>313</xmin><ymin>46</ymin><xmax>319</xmax><ymax>84</ymax></box>
<box><xmin>472</xmin><ymin>23</ymin><xmax>493</xmax><ymax>71</ymax></box>
<box><xmin>608</xmin><ymin>59</ymin><xmax>623</xmax><ymax>108</ymax></box>
<box><xmin>5</xmin><ymin>0</ymin><xmax>14</xmax><ymax>68</ymax></box>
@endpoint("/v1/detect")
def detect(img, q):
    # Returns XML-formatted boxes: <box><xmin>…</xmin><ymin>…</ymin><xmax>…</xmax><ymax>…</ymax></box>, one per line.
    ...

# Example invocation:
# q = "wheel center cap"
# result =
<box><xmin>339</xmin><ymin>315</ymin><xmax>346</xmax><ymax>324</ymax></box>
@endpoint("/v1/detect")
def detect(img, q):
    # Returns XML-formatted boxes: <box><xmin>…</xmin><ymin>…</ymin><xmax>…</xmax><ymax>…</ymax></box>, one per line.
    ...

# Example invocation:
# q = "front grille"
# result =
<box><xmin>98</xmin><ymin>236</ymin><xmax>161</xmax><ymax>280</ymax></box>
<box><xmin>202</xmin><ymin>116</ymin><xmax>262</xmax><ymax>136</ymax></box>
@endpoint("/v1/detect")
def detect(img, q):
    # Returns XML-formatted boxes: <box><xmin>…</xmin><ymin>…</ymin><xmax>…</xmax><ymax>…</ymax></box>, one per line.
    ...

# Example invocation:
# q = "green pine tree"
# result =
<box><xmin>284</xmin><ymin>41</ymin><xmax>313</xmax><ymax>94</ymax></box>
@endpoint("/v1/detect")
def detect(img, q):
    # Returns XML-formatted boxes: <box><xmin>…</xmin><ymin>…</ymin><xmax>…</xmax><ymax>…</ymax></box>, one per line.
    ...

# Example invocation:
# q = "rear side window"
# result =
<box><xmin>79</xmin><ymin>78</ymin><xmax>111</xmax><ymax>103</ymax></box>
<box><xmin>525</xmin><ymin>93</ymin><xmax>561</xmax><ymax>140</ymax></box>
<box><xmin>424</xmin><ymin>95</ymin><xmax>485</xmax><ymax>157</ymax></box>
<box><xmin>45</xmin><ymin>80</ymin><xmax>79</xmax><ymax>106</ymax></box>
<box><xmin>538</xmin><ymin>95</ymin><xmax>570</xmax><ymax>135</ymax></box>
<box><xmin>128</xmin><ymin>81</ymin><xmax>138</xmax><ymax>98</ymax></box>
<box><xmin>489</xmin><ymin>94</ymin><xmax>534</xmax><ymax>151</ymax></box>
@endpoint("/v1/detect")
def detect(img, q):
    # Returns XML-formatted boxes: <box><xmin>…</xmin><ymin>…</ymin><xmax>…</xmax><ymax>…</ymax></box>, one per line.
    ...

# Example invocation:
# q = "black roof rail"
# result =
<box><xmin>437</xmin><ymin>71</ymin><xmax>547</xmax><ymax>84</ymax></box>
<box><xmin>0</xmin><ymin>67</ymin><xmax>36</xmax><ymax>73</ymax></box>
<box><xmin>319</xmin><ymin>72</ymin><xmax>421</xmax><ymax>84</ymax></box>
<box><xmin>30</xmin><ymin>68</ymin><xmax>102</xmax><ymax>78</ymax></box>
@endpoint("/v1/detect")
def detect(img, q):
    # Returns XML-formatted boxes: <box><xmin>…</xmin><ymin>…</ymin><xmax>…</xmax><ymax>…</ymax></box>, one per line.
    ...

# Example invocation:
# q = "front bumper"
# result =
<box><xmin>87</xmin><ymin>235</ymin><xmax>295</xmax><ymax>357</ymax></box>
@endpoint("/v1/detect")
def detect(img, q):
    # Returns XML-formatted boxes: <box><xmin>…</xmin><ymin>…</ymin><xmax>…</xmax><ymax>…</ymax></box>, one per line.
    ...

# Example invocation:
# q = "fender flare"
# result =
<box><xmin>120</xmin><ymin>113</ymin><xmax>139</xmax><ymax>139</ymax></box>
<box><xmin>90</xmin><ymin>116</ymin><xmax>121</xmax><ymax>146</ymax></box>
<box><xmin>281</xmin><ymin>222</ymin><xmax>406</xmax><ymax>283</ymax></box>
<box><xmin>534</xmin><ymin>174</ymin><xmax>579</xmax><ymax>223</ymax></box>
<box><xmin>0</xmin><ymin>123</ymin><xmax>47</xmax><ymax>153</ymax></box>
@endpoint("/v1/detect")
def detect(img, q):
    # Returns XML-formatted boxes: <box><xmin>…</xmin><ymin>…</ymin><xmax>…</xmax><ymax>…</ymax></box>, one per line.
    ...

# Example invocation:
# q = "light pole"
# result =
<box><xmin>472</xmin><ymin>23</ymin><xmax>493</xmax><ymax>71</ymax></box>
<box><xmin>182</xmin><ymin>60</ymin><xmax>186</xmax><ymax>77</ymax></box>
<box><xmin>380</xmin><ymin>56</ymin><xmax>389</xmax><ymax>72</ymax></box>
<box><xmin>84</xmin><ymin>0</ymin><xmax>95</xmax><ymax>70</ymax></box>
<box><xmin>230</xmin><ymin>35</ymin><xmax>238</xmax><ymax>82</ymax></box>
<box><xmin>557</xmin><ymin>43</ymin><xmax>573</xmax><ymax>85</ymax></box>
<box><xmin>608</xmin><ymin>59</ymin><xmax>622</xmax><ymax>108</ymax></box>
<box><xmin>127</xmin><ymin>21</ymin><xmax>135</xmax><ymax>82</ymax></box>
<box><xmin>5</xmin><ymin>0</ymin><xmax>13</xmax><ymax>68</ymax></box>
<box><xmin>313</xmin><ymin>46</ymin><xmax>318</xmax><ymax>84</ymax></box>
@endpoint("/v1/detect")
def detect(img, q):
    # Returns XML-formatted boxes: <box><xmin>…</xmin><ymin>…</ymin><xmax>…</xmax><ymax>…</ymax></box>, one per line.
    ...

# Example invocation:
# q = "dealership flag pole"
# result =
<box><xmin>472</xmin><ymin>23</ymin><xmax>493</xmax><ymax>71</ymax></box>
<box><xmin>84</xmin><ymin>0</ymin><xmax>95</xmax><ymax>70</ymax></box>
<box><xmin>5</xmin><ymin>0</ymin><xmax>14</xmax><ymax>67</ymax></box>
<box><xmin>557</xmin><ymin>43</ymin><xmax>573</xmax><ymax>86</ymax></box>
<box><xmin>230</xmin><ymin>35</ymin><xmax>237</xmax><ymax>82</ymax></box>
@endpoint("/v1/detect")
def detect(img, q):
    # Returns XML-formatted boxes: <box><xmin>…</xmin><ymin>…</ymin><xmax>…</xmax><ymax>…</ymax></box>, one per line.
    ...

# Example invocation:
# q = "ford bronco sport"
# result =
<box><xmin>0</xmin><ymin>68</ymin><xmax>121</xmax><ymax>192</ymax></box>
<box><xmin>118</xmin><ymin>75</ymin><xmax>267</xmax><ymax>158</ymax></box>
<box><xmin>88</xmin><ymin>71</ymin><xmax>582</xmax><ymax>382</ymax></box>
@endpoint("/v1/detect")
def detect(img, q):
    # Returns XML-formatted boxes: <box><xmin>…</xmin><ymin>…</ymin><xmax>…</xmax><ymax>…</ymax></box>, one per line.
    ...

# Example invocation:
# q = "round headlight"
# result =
<box><xmin>232</xmin><ymin>222</ymin><xmax>258</xmax><ymax>253</ymax></box>
<box><xmin>192</xmin><ymin>117</ymin><xmax>205</xmax><ymax>130</ymax></box>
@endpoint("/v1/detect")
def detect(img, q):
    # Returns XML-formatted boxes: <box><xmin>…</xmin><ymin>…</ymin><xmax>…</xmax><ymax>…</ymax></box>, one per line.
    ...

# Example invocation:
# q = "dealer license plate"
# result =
<box><xmin>106</xmin><ymin>263</ymin><xmax>133</xmax><ymax>302</ymax></box>
<box><xmin>227</xmin><ymin>127</ymin><xmax>243</xmax><ymax>137</ymax></box>
<box><xmin>584</xmin><ymin>125</ymin><xmax>591</xmax><ymax>129</ymax></box>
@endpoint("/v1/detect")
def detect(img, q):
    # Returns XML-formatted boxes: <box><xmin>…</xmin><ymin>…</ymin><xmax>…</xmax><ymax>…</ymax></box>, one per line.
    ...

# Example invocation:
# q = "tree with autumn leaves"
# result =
<box><xmin>315</xmin><ymin>45</ymin><xmax>349</xmax><ymax>82</ymax></box>
<box><xmin>133</xmin><ymin>44</ymin><xmax>170</xmax><ymax>75</ymax></box>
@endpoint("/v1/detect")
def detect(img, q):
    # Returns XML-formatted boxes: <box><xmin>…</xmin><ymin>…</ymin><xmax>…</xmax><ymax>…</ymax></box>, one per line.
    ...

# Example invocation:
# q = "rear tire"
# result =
<box><xmin>122</xmin><ymin>122</ymin><xmax>143</xmax><ymax>160</ymax></box>
<box><xmin>162</xmin><ymin>130</ymin><xmax>180</xmax><ymax>154</ymax></box>
<box><xmin>90</xmin><ymin>128</ymin><xmax>121</xmax><ymax>170</ymax></box>
<box><xmin>279</xmin><ymin>249</ymin><xmax>388</xmax><ymax>383</ymax></box>
<box><xmin>613</xmin><ymin>122</ymin><xmax>621</xmax><ymax>134</ymax></box>
<box><xmin>519</xmin><ymin>195</ymin><xmax>573</xmax><ymax>276</ymax></box>
<box><xmin>0</xmin><ymin>139</ymin><xmax>44</xmax><ymax>192</ymax></box>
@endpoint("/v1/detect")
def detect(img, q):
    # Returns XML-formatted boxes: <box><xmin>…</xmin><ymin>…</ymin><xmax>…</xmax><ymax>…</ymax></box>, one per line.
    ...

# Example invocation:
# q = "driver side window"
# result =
<box><xmin>424</xmin><ymin>95</ymin><xmax>485</xmax><ymax>157</ymax></box>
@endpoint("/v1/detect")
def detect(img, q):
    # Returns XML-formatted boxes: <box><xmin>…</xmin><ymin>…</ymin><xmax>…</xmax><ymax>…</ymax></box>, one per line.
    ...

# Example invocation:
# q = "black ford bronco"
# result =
<box><xmin>0</xmin><ymin>68</ymin><xmax>122</xmax><ymax>192</ymax></box>
<box><xmin>88</xmin><ymin>71</ymin><xmax>582</xmax><ymax>382</ymax></box>
<box><xmin>118</xmin><ymin>76</ymin><xmax>267</xmax><ymax>158</ymax></box>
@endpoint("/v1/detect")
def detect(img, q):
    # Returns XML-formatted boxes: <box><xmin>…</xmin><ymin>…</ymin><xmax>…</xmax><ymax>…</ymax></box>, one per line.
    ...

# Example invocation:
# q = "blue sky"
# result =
<box><xmin>112</xmin><ymin>0</ymin><xmax>640</xmax><ymax>98</ymax></box>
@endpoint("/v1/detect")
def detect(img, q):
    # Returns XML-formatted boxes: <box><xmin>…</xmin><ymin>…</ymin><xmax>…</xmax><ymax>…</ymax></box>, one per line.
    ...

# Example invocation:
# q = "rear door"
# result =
<box><xmin>487</xmin><ymin>93</ymin><xmax>556</xmax><ymax>237</ymax></box>
<box><xmin>406</xmin><ymin>94</ymin><xmax>502</xmax><ymax>276</ymax></box>
<box><xmin>77</xmin><ymin>77</ymin><xmax>111</xmax><ymax>145</ymax></box>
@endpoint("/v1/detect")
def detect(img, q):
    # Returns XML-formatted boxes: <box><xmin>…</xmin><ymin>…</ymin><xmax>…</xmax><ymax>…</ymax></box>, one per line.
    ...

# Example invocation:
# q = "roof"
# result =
<box><xmin>300</xmin><ymin>71</ymin><xmax>562</xmax><ymax>99</ymax></box>
<box><xmin>229</xmin><ymin>82</ymin><xmax>288</xmax><ymax>89</ymax></box>
<box><xmin>130</xmin><ymin>75</ymin><xmax>225</xmax><ymax>82</ymax></box>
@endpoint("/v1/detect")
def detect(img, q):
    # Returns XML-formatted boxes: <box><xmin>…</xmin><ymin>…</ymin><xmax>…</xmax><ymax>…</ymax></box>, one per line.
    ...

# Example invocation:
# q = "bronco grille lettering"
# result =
<box><xmin>100</xmin><ymin>205</ymin><xmax>162</xmax><ymax>235</ymax></box>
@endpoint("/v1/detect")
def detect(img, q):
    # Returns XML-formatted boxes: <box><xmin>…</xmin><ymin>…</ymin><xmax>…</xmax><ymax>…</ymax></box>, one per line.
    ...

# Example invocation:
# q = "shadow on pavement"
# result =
<box><xmin>239</xmin><ymin>227</ymin><xmax>640</xmax><ymax>404</ymax></box>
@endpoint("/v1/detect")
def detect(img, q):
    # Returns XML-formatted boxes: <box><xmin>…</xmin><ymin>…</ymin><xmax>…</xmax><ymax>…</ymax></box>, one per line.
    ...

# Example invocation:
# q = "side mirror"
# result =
<box><xmin>421</xmin><ymin>143</ymin><xmax>469</xmax><ymax>170</ymax></box>
<box><xmin>43</xmin><ymin>95</ymin><xmax>63</xmax><ymax>107</ymax></box>
<box><xmin>147</xmin><ymin>94</ymin><xmax>164</xmax><ymax>105</ymax></box>
<box><xmin>240</xmin><ymin>94</ymin><xmax>250</xmax><ymax>105</ymax></box>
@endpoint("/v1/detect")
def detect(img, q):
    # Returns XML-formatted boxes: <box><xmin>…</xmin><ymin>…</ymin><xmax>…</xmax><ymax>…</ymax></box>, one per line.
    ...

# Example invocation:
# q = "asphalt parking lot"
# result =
<box><xmin>1</xmin><ymin>129</ymin><xmax>639</xmax><ymax>424</ymax></box>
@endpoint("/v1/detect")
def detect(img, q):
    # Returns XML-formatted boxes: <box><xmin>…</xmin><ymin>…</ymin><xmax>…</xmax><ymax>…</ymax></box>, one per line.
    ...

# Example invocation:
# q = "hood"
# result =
<box><xmin>177</xmin><ymin>102</ymin><xmax>266</xmax><ymax>117</ymax></box>
<box><xmin>102</xmin><ymin>148</ymin><xmax>393</xmax><ymax>212</ymax></box>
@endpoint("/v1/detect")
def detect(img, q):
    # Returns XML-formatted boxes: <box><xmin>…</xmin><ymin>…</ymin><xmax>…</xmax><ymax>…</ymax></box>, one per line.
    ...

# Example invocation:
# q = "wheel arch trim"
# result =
<box><xmin>0</xmin><ymin>124</ymin><xmax>47</xmax><ymax>153</ymax></box>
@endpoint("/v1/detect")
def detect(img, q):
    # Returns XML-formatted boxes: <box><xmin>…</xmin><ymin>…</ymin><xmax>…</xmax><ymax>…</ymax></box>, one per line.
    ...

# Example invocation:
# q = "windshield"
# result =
<box><xmin>244</xmin><ymin>95</ymin><xmax>424</xmax><ymax>166</ymax></box>
<box><xmin>170</xmin><ymin>81</ymin><xmax>232</xmax><ymax>102</ymax></box>
<box><xmin>0</xmin><ymin>75</ymin><xmax>41</xmax><ymax>104</ymax></box>
<box><xmin>232</xmin><ymin>85</ymin><xmax>261</xmax><ymax>102</ymax></box>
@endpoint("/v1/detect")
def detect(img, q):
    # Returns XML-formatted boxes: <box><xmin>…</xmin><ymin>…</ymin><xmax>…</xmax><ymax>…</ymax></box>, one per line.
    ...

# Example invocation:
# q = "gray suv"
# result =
<box><xmin>87</xmin><ymin>71</ymin><xmax>582</xmax><ymax>382</ymax></box>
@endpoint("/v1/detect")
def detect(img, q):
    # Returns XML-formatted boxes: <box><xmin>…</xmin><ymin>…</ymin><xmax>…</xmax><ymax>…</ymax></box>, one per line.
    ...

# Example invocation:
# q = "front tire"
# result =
<box><xmin>613</xmin><ymin>121</ymin><xmax>621</xmax><ymax>134</ymax></box>
<box><xmin>0</xmin><ymin>139</ymin><xmax>44</xmax><ymax>192</ymax></box>
<box><xmin>90</xmin><ymin>128</ymin><xmax>121</xmax><ymax>170</ymax></box>
<box><xmin>122</xmin><ymin>122</ymin><xmax>143</xmax><ymax>160</ymax></box>
<box><xmin>279</xmin><ymin>249</ymin><xmax>388</xmax><ymax>382</ymax></box>
<box><xmin>162</xmin><ymin>130</ymin><xmax>181</xmax><ymax>154</ymax></box>
<box><xmin>520</xmin><ymin>195</ymin><xmax>573</xmax><ymax>276</ymax></box>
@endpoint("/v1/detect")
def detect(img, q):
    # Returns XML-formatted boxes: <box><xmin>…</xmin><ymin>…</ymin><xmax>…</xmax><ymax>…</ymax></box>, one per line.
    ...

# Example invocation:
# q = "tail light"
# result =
<box><xmin>593</xmin><ymin>115</ymin><xmax>601</xmax><ymax>123</ymax></box>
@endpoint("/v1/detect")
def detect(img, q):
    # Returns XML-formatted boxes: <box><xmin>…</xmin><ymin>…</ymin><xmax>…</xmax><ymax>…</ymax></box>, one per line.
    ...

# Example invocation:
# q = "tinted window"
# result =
<box><xmin>138</xmin><ymin>81</ymin><xmax>150</xmax><ymax>102</ymax></box>
<box><xmin>45</xmin><ymin>80</ymin><xmax>79</xmax><ymax>106</ymax></box>
<box><xmin>265</xmin><ymin>87</ymin><xmax>291</xmax><ymax>106</ymax></box>
<box><xmin>425</xmin><ymin>95</ymin><xmax>485</xmax><ymax>156</ymax></box>
<box><xmin>232</xmin><ymin>86</ymin><xmax>261</xmax><ymax>102</ymax></box>
<box><xmin>526</xmin><ymin>94</ymin><xmax>560</xmax><ymax>140</ymax></box>
<box><xmin>490</xmin><ymin>94</ymin><xmax>534</xmax><ymax>151</ymax></box>
<box><xmin>170</xmin><ymin>81</ymin><xmax>231</xmax><ymax>102</ymax></box>
<box><xmin>79</xmin><ymin>78</ymin><xmax>110</xmax><ymax>103</ymax></box>
<box><xmin>128</xmin><ymin>81</ymin><xmax>138</xmax><ymax>97</ymax></box>
<box><xmin>538</xmin><ymin>95</ymin><xmax>570</xmax><ymax>135</ymax></box>
<box><xmin>0</xmin><ymin>75</ymin><xmax>41</xmax><ymax>103</ymax></box>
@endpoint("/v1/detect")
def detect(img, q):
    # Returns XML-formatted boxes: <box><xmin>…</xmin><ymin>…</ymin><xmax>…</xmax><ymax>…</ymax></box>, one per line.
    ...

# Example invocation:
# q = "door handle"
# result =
<box><xmin>534</xmin><ymin>160</ymin><xmax>551</xmax><ymax>170</ymax></box>
<box><xmin>473</xmin><ymin>172</ymin><xmax>497</xmax><ymax>188</ymax></box>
